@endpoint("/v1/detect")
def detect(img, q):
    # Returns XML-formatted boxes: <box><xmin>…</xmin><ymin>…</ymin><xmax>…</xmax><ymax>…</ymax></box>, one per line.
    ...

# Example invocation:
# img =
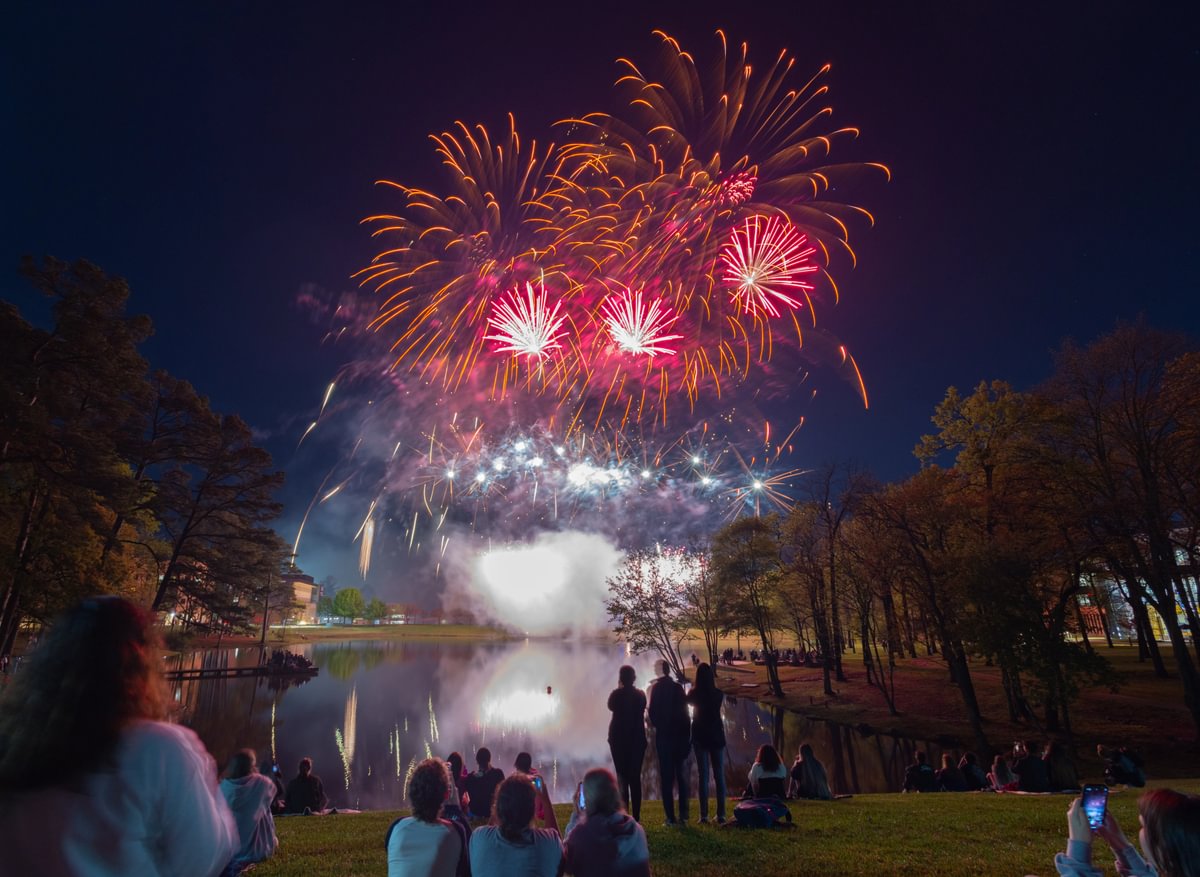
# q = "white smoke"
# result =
<box><xmin>442</xmin><ymin>529</ymin><xmax>624</xmax><ymax>637</ymax></box>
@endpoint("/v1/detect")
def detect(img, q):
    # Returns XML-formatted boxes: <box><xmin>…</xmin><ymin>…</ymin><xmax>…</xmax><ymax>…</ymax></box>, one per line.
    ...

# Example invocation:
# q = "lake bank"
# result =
<box><xmin>710</xmin><ymin>644</ymin><xmax>1200</xmax><ymax>778</ymax></box>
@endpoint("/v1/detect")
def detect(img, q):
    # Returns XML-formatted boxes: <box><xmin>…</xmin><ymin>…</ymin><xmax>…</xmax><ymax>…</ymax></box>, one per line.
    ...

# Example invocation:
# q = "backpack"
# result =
<box><xmin>733</xmin><ymin>797</ymin><xmax>793</xmax><ymax>828</ymax></box>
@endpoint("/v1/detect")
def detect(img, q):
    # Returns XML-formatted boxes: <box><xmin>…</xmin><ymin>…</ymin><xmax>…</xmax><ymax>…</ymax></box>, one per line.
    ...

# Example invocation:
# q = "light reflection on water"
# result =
<box><xmin>170</xmin><ymin>639</ymin><xmax>947</xmax><ymax>811</ymax></box>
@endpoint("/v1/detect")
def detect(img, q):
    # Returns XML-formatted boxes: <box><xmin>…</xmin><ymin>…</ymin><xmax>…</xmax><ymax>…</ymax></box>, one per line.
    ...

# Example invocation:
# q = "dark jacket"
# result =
<box><xmin>464</xmin><ymin>767</ymin><xmax>505</xmax><ymax>819</ymax></box>
<box><xmin>902</xmin><ymin>762</ymin><xmax>936</xmax><ymax>793</ymax></box>
<box><xmin>936</xmin><ymin>765</ymin><xmax>968</xmax><ymax>792</ymax></box>
<box><xmin>1014</xmin><ymin>754</ymin><xmax>1050</xmax><ymax>793</ymax></box>
<box><xmin>685</xmin><ymin>685</ymin><xmax>726</xmax><ymax>749</ymax></box>
<box><xmin>647</xmin><ymin>674</ymin><xmax>690</xmax><ymax>747</ymax></box>
<box><xmin>607</xmin><ymin>685</ymin><xmax>648</xmax><ymax>747</ymax></box>
<box><xmin>284</xmin><ymin>773</ymin><xmax>327</xmax><ymax>813</ymax></box>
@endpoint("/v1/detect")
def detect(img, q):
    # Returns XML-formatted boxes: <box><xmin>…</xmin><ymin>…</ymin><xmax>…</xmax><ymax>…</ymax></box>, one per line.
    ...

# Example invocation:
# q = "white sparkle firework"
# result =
<box><xmin>600</xmin><ymin>289</ymin><xmax>683</xmax><ymax>357</ymax></box>
<box><xmin>485</xmin><ymin>279</ymin><xmax>568</xmax><ymax>358</ymax></box>
<box><xmin>720</xmin><ymin>215</ymin><xmax>819</xmax><ymax>318</ymax></box>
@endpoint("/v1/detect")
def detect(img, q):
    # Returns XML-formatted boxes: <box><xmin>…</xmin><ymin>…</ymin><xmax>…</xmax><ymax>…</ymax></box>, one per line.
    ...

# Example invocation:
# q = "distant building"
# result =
<box><xmin>283</xmin><ymin>572</ymin><xmax>318</xmax><ymax>624</ymax></box>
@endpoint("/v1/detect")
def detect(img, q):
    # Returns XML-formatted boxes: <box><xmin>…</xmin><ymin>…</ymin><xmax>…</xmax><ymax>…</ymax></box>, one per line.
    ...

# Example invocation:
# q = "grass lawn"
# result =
<box><xmin>714</xmin><ymin>644</ymin><xmax>1200</xmax><ymax>778</ymax></box>
<box><xmin>254</xmin><ymin>780</ymin><xmax>1200</xmax><ymax>877</ymax></box>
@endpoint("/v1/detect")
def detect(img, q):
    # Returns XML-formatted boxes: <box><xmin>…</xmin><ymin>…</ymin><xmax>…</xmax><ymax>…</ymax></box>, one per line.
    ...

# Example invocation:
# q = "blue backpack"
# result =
<box><xmin>733</xmin><ymin>797</ymin><xmax>793</xmax><ymax>828</ymax></box>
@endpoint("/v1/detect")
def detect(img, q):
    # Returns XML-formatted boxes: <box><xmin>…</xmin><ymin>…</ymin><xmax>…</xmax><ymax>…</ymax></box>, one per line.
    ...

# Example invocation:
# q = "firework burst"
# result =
<box><xmin>721</xmin><ymin>215</ymin><xmax>819</xmax><ymax>319</ymax></box>
<box><xmin>485</xmin><ymin>279</ymin><xmax>569</xmax><ymax>359</ymax></box>
<box><xmin>600</xmin><ymin>289</ymin><xmax>683</xmax><ymax>357</ymax></box>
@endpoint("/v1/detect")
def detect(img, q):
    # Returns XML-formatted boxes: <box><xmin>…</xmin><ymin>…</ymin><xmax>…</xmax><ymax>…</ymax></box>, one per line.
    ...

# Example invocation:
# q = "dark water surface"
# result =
<box><xmin>171</xmin><ymin>639</ymin><xmax>947</xmax><ymax>810</ymax></box>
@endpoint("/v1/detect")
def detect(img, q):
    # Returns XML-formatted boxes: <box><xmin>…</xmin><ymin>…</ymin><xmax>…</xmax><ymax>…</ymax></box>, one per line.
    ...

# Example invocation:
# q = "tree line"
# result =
<box><xmin>0</xmin><ymin>258</ymin><xmax>295</xmax><ymax>651</ymax></box>
<box><xmin>607</xmin><ymin>321</ymin><xmax>1200</xmax><ymax>749</ymax></box>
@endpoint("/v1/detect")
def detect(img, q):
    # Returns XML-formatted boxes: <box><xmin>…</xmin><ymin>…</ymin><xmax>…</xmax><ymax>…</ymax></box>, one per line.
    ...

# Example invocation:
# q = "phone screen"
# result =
<box><xmin>1082</xmin><ymin>784</ymin><xmax>1108</xmax><ymax>830</ymax></box>
<box><xmin>532</xmin><ymin>775</ymin><xmax>543</xmax><ymax>790</ymax></box>
<box><xmin>578</xmin><ymin>787</ymin><xmax>586</xmax><ymax>809</ymax></box>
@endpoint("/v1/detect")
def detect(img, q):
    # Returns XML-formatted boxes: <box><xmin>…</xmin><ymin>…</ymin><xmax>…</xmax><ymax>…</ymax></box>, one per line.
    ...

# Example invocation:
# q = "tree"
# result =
<box><xmin>711</xmin><ymin>515</ymin><xmax>785</xmax><ymax>697</ymax></box>
<box><xmin>332</xmin><ymin>587</ymin><xmax>365</xmax><ymax>622</ymax></box>
<box><xmin>366</xmin><ymin>597</ymin><xmax>389</xmax><ymax>621</ymax></box>
<box><xmin>604</xmin><ymin>547</ymin><xmax>694</xmax><ymax>678</ymax></box>
<box><xmin>0</xmin><ymin>259</ymin><xmax>153</xmax><ymax>652</ymax></box>
<box><xmin>678</xmin><ymin>551</ymin><xmax>734</xmax><ymax>666</ymax></box>
<box><xmin>317</xmin><ymin>595</ymin><xmax>335</xmax><ymax>620</ymax></box>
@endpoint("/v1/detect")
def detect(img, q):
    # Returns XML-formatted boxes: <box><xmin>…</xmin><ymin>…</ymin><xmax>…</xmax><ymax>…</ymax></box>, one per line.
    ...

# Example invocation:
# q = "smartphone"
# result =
<box><xmin>532</xmin><ymin>775</ymin><xmax>544</xmax><ymax>791</ymax></box>
<box><xmin>578</xmin><ymin>786</ymin><xmax>586</xmax><ymax>809</ymax></box>
<box><xmin>1082</xmin><ymin>784</ymin><xmax>1108</xmax><ymax>830</ymax></box>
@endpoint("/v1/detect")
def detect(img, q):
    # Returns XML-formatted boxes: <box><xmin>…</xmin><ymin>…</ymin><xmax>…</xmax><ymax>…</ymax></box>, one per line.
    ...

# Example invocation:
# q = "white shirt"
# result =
<box><xmin>0</xmin><ymin>719</ymin><xmax>237</xmax><ymax>877</ymax></box>
<box><xmin>386</xmin><ymin>817</ymin><xmax>461</xmax><ymax>877</ymax></box>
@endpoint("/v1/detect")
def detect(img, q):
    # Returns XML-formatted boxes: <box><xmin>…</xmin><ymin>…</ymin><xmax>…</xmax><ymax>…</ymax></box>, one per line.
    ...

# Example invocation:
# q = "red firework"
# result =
<box><xmin>600</xmin><ymin>289</ymin><xmax>684</xmax><ymax>357</ymax></box>
<box><xmin>720</xmin><ymin>215</ymin><xmax>819</xmax><ymax>318</ymax></box>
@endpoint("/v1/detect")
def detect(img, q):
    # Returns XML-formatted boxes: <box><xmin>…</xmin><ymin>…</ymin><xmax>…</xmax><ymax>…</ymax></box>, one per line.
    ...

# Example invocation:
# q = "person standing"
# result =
<box><xmin>647</xmin><ymin>659</ymin><xmax>691</xmax><ymax>826</ymax></box>
<box><xmin>686</xmin><ymin>662</ymin><xmax>727</xmax><ymax>824</ymax></box>
<box><xmin>285</xmin><ymin>757</ymin><xmax>328</xmax><ymax>813</ymax></box>
<box><xmin>0</xmin><ymin>596</ymin><xmax>237</xmax><ymax>877</ymax></box>
<box><xmin>606</xmin><ymin>665</ymin><xmax>648</xmax><ymax>822</ymax></box>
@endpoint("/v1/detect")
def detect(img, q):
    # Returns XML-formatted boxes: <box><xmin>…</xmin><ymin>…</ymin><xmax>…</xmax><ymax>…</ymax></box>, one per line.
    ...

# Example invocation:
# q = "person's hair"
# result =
<box><xmin>756</xmin><ymin>744</ymin><xmax>781</xmax><ymax>772</ymax></box>
<box><xmin>494</xmin><ymin>774</ymin><xmax>537</xmax><ymax>841</ymax></box>
<box><xmin>941</xmin><ymin>753</ymin><xmax>955</xmax><ymax>770</ymax></box>
<box><xmin>447</xmin><ymin>751</ymin><xmax>464</xmax><ymax>778</ymax></box>
<box><xmin>476</xmin><ymin>747</ymin><xmax>492</xmax><ymax>769</ymax></box>
<box><xmin>298</xmin><ymin>757</ymin><xmax>313</xmax><ymax>776</ymax></box>
<box><xmin>694</xmin><ymin>662</ymin><xmax>715</xmax><ymax>691</ymax></box>
<box><xmin>915</xmin><ymin>751</ymin><xmax>928</xmax><ymax>765</ymax></box>
<box><xmin>225</xmin><ymin>749</ymin><xmax>257</xmax><ymax>780</ymax></box>
<box><xmin>658</xmin><ymin>659</ymin><xmax>672</xmax><ymax>678</ymax></box>
<box><xmin>1139</xmin><ymin>788</ymin><xmax>1200</xmax><ymax>877</ymax></box>
<box><xmin>0</xmin><ymin>596</ymin><xmax>168</xmax><ymax>791</ymax></box>
<box><xmin>583</xmin><ymin>767</ymin><xmax>621</xmax><ymax>817</ymax></box>
<box><xmin>618</xmin><ymin>665</ymin><xmax>636</xmax><ymax>687</ymax></box>
<box><xmin>798</xmin><ymin>743</ymin><xmax>815</xmax><ymax>762</ymax></box>
<box><xmin>409</xmin><ymin>758</ymin><xmax>450</xmax><ymax>822</ymax></box>
<box><xmin>961</xmin><ymin>752</ymin><xmax>978</xmax><ymax>767</ymax></box>
<box><xmin>514</xmin><ymin>751</ymin><xmax>532</xmax><ymax>773</ymax></box>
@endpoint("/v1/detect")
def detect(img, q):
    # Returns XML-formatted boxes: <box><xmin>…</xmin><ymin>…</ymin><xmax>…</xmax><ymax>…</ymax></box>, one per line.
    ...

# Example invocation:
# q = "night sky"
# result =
<box><xmin>5</xmin><ymin>2</ymin><xmax>1198</xmax><ymax>592</ymax></box>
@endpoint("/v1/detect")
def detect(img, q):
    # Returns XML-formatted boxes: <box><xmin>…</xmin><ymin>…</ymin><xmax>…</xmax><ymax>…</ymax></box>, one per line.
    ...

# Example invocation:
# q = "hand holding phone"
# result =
<box><xmin>577</xmin><ymin>783</ymin><xmax>586</xmax><ymax>810</ymax></box>
<box><xmin>1082</xmin><ymin>784</ymin><xmax>1108</xmax><ymax>830</ymax></box>
<box><xmin>532</xmin><ymin>775</ymin><xmax>544</xmax><ymax>791</ymax></box>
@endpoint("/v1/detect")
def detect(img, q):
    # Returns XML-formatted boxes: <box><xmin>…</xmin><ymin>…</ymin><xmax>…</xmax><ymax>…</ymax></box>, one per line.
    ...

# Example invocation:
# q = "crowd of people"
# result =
<box><xmin>0</xmin><ymin>596</ymin><xmax>1197</xmax><ymax>877</ymax></box>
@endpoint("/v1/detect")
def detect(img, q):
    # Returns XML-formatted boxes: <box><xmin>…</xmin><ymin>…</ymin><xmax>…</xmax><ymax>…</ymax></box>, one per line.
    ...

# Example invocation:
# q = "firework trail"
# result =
<box><xmin>297</xmin><ymin>31</ymin><xmax>885</xmax><ymax>577</ymax></box>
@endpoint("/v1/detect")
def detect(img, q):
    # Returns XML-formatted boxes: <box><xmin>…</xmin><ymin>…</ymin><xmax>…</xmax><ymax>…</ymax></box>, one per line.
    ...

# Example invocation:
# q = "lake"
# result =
<box><xmin>171</xmin><ymin>638</ymin><xmax>948</xmax><ymax>810</ymax></box>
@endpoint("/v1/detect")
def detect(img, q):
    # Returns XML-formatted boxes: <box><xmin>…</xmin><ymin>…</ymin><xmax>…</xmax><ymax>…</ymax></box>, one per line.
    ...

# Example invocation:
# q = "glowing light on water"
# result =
<box><xmin>480</xmin><ymin>688</ymin><xmax>561</xmax><ymax>729</ymax></box>
<box><xmin>335</xmin><ymin>686</ymin><xmax>358</xmax><ymax>790</ymax></box>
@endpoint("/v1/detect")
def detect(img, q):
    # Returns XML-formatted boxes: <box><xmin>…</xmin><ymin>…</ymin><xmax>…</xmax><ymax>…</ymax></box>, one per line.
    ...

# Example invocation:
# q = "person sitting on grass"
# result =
<box><xmin>446</xmin><ymin>751</ymin><xmax>469</xmax><ymax>806</ymax></box>
<box><xmin>789</xmin><ymin>743</ymin><xmax>832</xmax><ymax>800</ymax></box>
<box><xmin>989</xmin><ymin>753</ymin><xmax>1018</xmax><ymax>791</ymax></box>
<box><xmin>385</xmin><ymin>758</ymin><xmax>468</xmax><ymax>877</ymax></box>
<box><xmin>1045</xmin><ymin>741</ymin><xmax>1081</xmax><ymax>792</ymax></box>
<box><xmin>469</xmin><ymin>774</ymin><xmax>562</xmax><ymax>877</ymax></box>
<box><xmin>1053</xmin><ymin>787</ymin><xmax>1200</xmax><ymax>877</ymax></box>
<box><xmin>958</xmin><ymin>752</ymin><xmax>989</xmax><ymax>791</ymax></box>
<box><xmin>1013</xmin><ymin>740</ymin><xmax>1051</xmax><ymax>793</ymax></box>
<box><xmin>563</xmin><ymin>768</ymin><xmax>651</xmax><ymax>877</ymax></box>
<box><xmin>219</xmin><ymin>749</ymin><xmax>279</xmax><ymax>875</ymax></box>
<box><xmin>464</xmin><ymin>747</ymin><xmax>505</xmax><ymax>821</ymax></box>
<box><xmin>747</xmin><ymin>744</ymin><xmax>788</xmax><ymax>798</ymax></box>
<box><xmin>1099</xmin><ymin>745</ymin><xmax>1146</xmax><ymax>788</ymax></box>
<box><xmin>902</xmin><ymin>751</ymin><xmax>936</xmax><ymax>793</ymax></box>
<box><xmin>0</xmin><ymin>596</ymin><xmax>237</xmax><ymax>877</ymax></box>
<box><xmin>285</xmin><ymin>757</ymin><xmax>328</xmax><ymax>814</ymax></box>
<box><xmin>514</xmin><ymin>751</ymin><xmax>546</xmax><ymax>823</ymax></box>
<box><xmin>936</xmin><ymin>752</ymin><xmax>968</xmax><ymax>792</ymax></box>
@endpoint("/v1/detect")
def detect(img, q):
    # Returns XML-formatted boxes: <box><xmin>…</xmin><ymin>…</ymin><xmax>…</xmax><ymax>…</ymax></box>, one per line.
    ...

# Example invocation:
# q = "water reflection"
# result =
<box><xmin>172</xmin><ymin>640</ymin><xmax>951</xmax><ymax>810</ymax></box>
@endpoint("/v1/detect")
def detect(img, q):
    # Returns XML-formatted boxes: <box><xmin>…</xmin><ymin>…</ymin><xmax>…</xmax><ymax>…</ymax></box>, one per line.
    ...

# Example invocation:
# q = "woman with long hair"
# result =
<box><xmin>469</xmin><ymin>773</ymin><xmax>562</xmax><ymax>877</ymax></box>
<box><xmin>747</xmin><ymin>743</ymin><xmax>788</xmax><ymax>798</ymax></box>
<box><xmin>686</xmin><ymin>661</ymin><xmax>727</xmax><ymax>823</ymax></box>
<box><xmin>1055</xmin><ymin>787</ymin><xmax>1200</xmax><ymax>877</ymax></box>
<box><xmin>790</xmin><ymin>742</ymin><xmax>832</xmax><ymax>800</ymax></box>
<box><xmin>385</xmin><ymin>758</ymin><xmax>466</xmax><ymax>877</ymax></box>
<box><xmin>0</xmin><ymin>596</ymin><xmax>237</xmax><ymax>876</ymax></box>
<box><xmin>562</xmin><ymin>768</ymin><xmax>651</xmax><ymax>877</ymax></box>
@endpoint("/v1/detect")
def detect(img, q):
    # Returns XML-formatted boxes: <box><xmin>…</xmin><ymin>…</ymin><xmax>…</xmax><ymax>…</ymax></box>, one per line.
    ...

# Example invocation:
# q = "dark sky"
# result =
<box><xmin>5</xmin><ymin>1</ymin><xmax>1198</xmax><ymax>588</ymax></box>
